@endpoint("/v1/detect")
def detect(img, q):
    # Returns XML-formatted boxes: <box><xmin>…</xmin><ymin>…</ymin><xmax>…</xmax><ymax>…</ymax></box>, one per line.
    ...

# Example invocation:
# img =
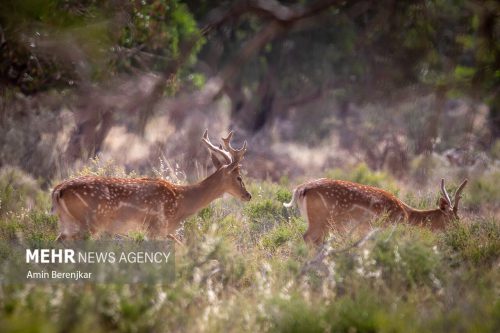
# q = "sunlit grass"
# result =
<box><xmin>0</xmin><ymin>164</ymin><xmax>498</xmax><ymax>332</ymax></box>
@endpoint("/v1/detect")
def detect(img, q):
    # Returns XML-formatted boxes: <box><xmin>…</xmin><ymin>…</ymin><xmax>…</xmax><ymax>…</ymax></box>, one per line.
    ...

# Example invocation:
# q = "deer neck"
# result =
<box><xmin>176</xmin><ymin>170</ymin><xmax>226</xmax><ymax>219</ymax></box>
<box><xmin>402</xmin><ymin>203</ymin><xmax>443</xmax><ymax>227</ymax></box>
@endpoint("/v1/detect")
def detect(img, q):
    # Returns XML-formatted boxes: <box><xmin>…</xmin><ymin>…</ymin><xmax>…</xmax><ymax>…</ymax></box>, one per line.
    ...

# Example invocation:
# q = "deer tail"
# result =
<box><xmin>51</xmin><ymin>186</ymin><xmax>63</xmax><ymax>215</ymax></box>
<box><xmin>284</xmin><ymin>187</ymin><xmax>308</xmax><ymax>208</ymax></box>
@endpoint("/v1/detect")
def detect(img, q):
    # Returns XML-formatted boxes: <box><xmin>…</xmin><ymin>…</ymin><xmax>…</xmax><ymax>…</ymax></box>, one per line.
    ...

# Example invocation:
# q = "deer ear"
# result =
<box><xmin>438</xmin><ymin>197</ymin><xmax>450</xmax><ymax>210</ymax></box>
<box><xmin>209</xmin><ymin>152</ymin><xmax>223</xmax><ymax>169</ymax></box>
<box><xmin>227</xmin><ymin>160</ymin><xmax>241</xmax><ymax>173</ymax></box>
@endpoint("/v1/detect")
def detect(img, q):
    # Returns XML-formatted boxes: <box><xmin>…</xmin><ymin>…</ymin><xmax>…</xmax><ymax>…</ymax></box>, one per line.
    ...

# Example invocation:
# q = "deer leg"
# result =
<box><xmin>146</xmin><ymin>218</ymin><xmax>183</xmax><ymax>246</ymax></box>
<box><xmin>303</xmin><ymin>229</ymin><xmax>326</xmax><ymax>246</ymax></box>
<box><xmin>55</xmin><ymin>230</ymin><xmax>84</xmax><ymax>243</ymax></box>
<box><xmin>301</xmin><ymin>192</ymin><xmax>334</xmax><ymax>246</ymax></box>
<box><xmin>167</xmin><ymin>234</ymin><xmax>184</xmax><ymax>246</ymax></box>
<box><xmin>55</xmin><ymin>210</ymin><xmax>83</xmax><ymax>241</ymax></box>
<box><xmin>303</xmin><ymin>220</ymin><xmax>328</xmax><ymax>246</ymax></box>
<box><xmin>82</xmin><ymin>215</ymin><xmax>101</xmax><ymax>239</ymax></box>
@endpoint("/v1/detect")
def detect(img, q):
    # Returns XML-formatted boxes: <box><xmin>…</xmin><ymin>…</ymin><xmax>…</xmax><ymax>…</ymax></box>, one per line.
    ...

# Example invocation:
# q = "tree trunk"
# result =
<box><xmin>416</xmin><ymin>85</ymin><xmax>447</xmax><ymax>154</ymax></box>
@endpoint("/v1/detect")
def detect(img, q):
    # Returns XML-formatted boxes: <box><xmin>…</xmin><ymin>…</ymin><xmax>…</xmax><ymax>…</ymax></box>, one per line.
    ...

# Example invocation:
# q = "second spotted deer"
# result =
<box><xmin>285</xmin><ymin>178</ymin><xmax>467</xmax><ymax>245</ymax></box>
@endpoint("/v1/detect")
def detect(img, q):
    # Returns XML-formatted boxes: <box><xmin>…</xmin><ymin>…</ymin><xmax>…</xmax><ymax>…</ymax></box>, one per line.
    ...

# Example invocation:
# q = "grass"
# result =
<box><xmin>463</xmin><ymin>170</ymin><xmax>500</xmax><ymax>211</ymax></box>
<box><xmin>325</xmin><ymin>163</ymin><xmax>399</xmax><ymax>195</ymax></box>
<box><xmin>442</xmin><ymin>217</ymin><xmax>500</xmax><ymax>265</ymax></box>
<box><xmin>0</xmin><ymin>164</ymin><xmax>498</xmax><ymax>332</ymax></box>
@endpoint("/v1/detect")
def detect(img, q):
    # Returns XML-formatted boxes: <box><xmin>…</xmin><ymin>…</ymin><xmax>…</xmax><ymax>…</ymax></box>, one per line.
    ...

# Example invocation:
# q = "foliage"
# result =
<box><xmin>72</xmin><ymin>157</ymin><xmax>138</xmax><ymax>179</ymax></box>
<box><xmin>0</xmin><ymin>163</ymin><xmax>499</xmax><ymax>332</ymax></box>
<box><xmin>0</xmin><ymin>0</ymin><xmax>500</xmax><ymax>330</ymax></box>
<box><xmin>443</xmin><ymin>217</ymin><xmax>500</xmax><ymax>265</ymax></box>
<box><xmin>325</xmin><ymin>163</ymin><xmax>399</xmax><ymax>194</ymax></box>
<box><xmin>260</xmin><ymin>216</ymin><xmax>305</xmax><ymax>252</ymax></box>
<box><xmin>463</xmin><ymin>169</ymin><xmax>500</xmax><ymax>210</ymax></box>
<box><xmin>491</xmin><ymin>140</ymin><xmax>500</xmax><ymax>159</ymax></box>
<box><xmin>0</xmin><ymin>0</ymin><xmax>202</xmax><ymax>93</ymax></box>
<box><xmin>0</xmin><ymin>166</ymin><xmax>48</xmax><ymax>217</ymax></box>
<box><xmin>115</xmin><ymin>0</ymin><xmax>202</xmax><ymax>75</ymax></box>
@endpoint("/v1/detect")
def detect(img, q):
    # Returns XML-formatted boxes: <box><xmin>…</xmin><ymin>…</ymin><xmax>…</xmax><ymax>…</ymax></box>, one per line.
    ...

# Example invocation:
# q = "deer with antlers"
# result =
<box><xmin>284</xmin><ymin>178</ymin><xmax>468</xmax><ymax>245</ymax></box>
<box><xmin>52</xmin><ymin>130</ymin><xmax>251</xmax><ymax>242</ymax></box>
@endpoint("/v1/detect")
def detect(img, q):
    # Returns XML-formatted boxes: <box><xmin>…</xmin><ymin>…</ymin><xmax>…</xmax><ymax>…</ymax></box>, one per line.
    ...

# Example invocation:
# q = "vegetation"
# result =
<box><xmin>1</xmin><ymin>0</ymin><xmax>499</xmax><ymax>178</ymax></box>
<box><xmin>1</xmin><ymin>0</ymin><xmax>499</xmax><ymax>332</ymax></box>
<box><xmin>0</xmin><ymin>164</ymin><xmax>498</xmax><ymax>332</ymax></box>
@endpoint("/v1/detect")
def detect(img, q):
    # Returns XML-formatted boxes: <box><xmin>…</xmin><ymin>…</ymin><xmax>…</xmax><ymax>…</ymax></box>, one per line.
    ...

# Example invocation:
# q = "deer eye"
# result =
<box><xmin>236</xmin><ymin>176</ymin><xmax>242</xmax><ymax>182</ymax></box>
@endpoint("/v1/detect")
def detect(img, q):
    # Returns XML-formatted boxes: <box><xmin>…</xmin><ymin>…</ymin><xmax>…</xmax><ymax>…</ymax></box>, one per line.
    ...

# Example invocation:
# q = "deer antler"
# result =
<box><xmin>453</xmin><ymin>179</ymin><xmax>468</xmax><ymax>213</ymax></box>
<box><xmin>202</xmin><ymin>130</ymin><xmax>232</xmax><ymax>164</ymax></box>
<box><xmin>221</xmin><ymin>131</ymin><xmax>247</xmax><ymax>163</ymax></box>
<box><xmin>440</xmin><ymin>179</ymin><xmax>452</xmax><ymax>206</ymax></box>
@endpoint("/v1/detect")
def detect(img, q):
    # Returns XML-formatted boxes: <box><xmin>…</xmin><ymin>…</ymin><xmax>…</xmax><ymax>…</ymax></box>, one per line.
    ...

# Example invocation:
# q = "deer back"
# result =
<box><xmin>53</xmin><ymin>176</ymin><xmax>180</xmax><ymax>233</ymax></box>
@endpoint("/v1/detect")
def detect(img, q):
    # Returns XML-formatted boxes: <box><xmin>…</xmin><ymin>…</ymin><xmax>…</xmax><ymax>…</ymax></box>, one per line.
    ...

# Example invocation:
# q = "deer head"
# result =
<box><xmin>202</xmin><ymin>130</ymin><xmax>251</xmax><ymax>201</ymax></box>
<box><xmin>436</xmin><ymin>178</ymin><xmax>468</xmax><ymax>223</ymax></box>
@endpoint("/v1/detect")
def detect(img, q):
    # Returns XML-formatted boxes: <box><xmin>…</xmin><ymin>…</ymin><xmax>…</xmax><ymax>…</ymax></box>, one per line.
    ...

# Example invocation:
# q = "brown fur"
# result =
<box><xmin>53</xmin><ymin>131</ymin><xmax>251</xmax><ymax>241</ymax></box>
<box><xmin>53</xmin><ymin>168</ymin><xmax>251</xmax><ymax>240</ymax></box>
<box><xmin>286</xmin><ymin>178</ymin><xmax>464</xmax><ymax>245</ymax></box>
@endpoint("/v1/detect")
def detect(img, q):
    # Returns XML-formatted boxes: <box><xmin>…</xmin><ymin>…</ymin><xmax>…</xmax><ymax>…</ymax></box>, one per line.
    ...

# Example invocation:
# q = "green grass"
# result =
<box><xmin>260</xmin><ymin>217</ymin><xmax>306</xmax><ymax>252</ymax></box>
<box><xmin>325</xmin><ymin>163</ymin><xmax>399</xmax><ymax>195</ymax></box>
<box><xmin>463</xmin><ymin>170</ymin><xmax>500</xmax><ymax>210</ymax></box>
<box><xmin>0</xmin><ymin>165</ymin><xmax>499</xmax><ymax>332</ymax></box>
<box><xmin>0</xmin><ymin>167</ymin><xmax>48</xmax><ymax>217</ymax></box>
<box><xmin>442</xmin><ymin>217</ymin><xmax>500</xmax><ymax>265</ymax></box>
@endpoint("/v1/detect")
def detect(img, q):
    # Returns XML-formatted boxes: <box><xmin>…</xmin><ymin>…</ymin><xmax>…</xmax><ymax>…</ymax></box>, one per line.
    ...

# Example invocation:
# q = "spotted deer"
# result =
<box><xmin>52</xmin><ymin>130</ymin><xmax>251</xmax><ymax>242</ymax></box>
<box><xmin>284</xmin><ymin>178</ymin><xmax>468</xmax><ymax>245</ymax></box>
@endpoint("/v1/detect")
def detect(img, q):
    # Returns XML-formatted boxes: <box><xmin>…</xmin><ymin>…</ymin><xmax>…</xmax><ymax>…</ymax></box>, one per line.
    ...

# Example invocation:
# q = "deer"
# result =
<box><xmin>52</xmin><ymin>130</ymin><xmax>251</xmax><ymax>242</ymax></box>
<box><xmin>284</xmin><ymin>178</ymin><xmax>468</xmax><ymax>245</ymax></box>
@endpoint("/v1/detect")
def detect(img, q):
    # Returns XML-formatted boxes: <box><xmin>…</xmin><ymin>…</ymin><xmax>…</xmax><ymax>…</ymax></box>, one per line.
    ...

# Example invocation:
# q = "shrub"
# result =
<box><xmin>71</xmin><ymin>157</ymin><xmax>138</xmax><ymax>178</ymax></box>
<box><xmin>216</xmin><ymin>214</ymin><xmax>244</xmax><ymax>240</ymax></box>
<box><xmin>326</xmin><ymin>289</ymin><xmax>381</xmax><ymax>333</ymax></box>
<box><xmin>325</xmin><ymin>163</ymin><xmax>398</xmax><ymax>194</ymax></box>
<box><xmin>1</xmin><ymin>209</ymin><xmax>59</xmax><ymax>244</ymax></box>
<box><xmin>409</xmin><ymin>153</ymin><xmax>449</xmax><ymax>185</ymax></box>
<box><xmin>276</xmin><ymin>188</ymin><xmax>292</xmax><ymax>204</ymax></box>
<box><xmin>0</xmin><ymin>166</ymin><xmax>45</xmax><ymax>217</ymax></box>
<box><xmin>0</xmin><ymin>171</ymin><xmax>498</xmax><ymax>333</ymax></box>
<box><xmin>463</xmin><ymin>170</ymin><xmax>500</xmax><ymax>210</ymax></box>
<box><xmin>260</xmin><ymin>217</ymin><xmax>306</xmax><ymax>251</ymax></box>
<box><xmin>332</xmin><ymin>226</ymin><xmax>441</xmax><ymax>289</ymax></box>
<box><xmin>267</xmin><ymin>296</ymin><xmax>326</xmax><ymax>333</ymax></box>
<box><xmin>443</xmin><ymin>217</ymin><xmax>500</xmax><ymax>266</ymax></box>
<box><xmin>244</xmin><ymin>199</ymin><xmax>284</xmax><ymax>221</ymax></box>
<box><xmin>268</xmin><ymin>289</ymin><xmax>398</xmax><ymax>333</ymax></box>
<box><xmin>197</xmin><ymin>207</ymin><xmax>214</xmax><ymax>221</ymax></box>
<box><xmin>490</xmin><ymin>139</ymin><xmax>500</xmax><ymax>160</ymax></box>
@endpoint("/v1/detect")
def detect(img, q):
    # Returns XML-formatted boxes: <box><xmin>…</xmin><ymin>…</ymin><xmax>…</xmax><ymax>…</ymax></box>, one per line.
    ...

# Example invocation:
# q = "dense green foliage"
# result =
<box><xmin>1</xmin><ymin>1</ymin><xmax>498</xmax><ymax>107</ymax></box>
<box><xmin>0</xmin><ymin>0</ymin><xmax>201</xmax><ymax>92</ymax></box>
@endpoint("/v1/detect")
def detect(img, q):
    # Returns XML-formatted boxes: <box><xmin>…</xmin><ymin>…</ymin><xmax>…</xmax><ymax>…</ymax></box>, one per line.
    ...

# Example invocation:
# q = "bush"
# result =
<box><xmin>0</xmin><ymin>209</ymin><xmax>58</xmax><ymax>244</ymax></box>
<box><xmin>443</xmin><ymin>217</ymin><xmax>500</xmax><ymax>266</ymax></box>
<box><xmin>490</xmin><ymin>139</ymin><xmax>500</xmax><ymax>160</ymax></box>
<box><xmin>463</xmin><ymin>170</ymin><xmax>500</xmax><ymax>210</ymax></box>
<box><xmin>276</xmin><ymin>188</ymin><xmax>292</xmax><ymax>204</ymax></box>
<box><xmin>267</xmin><ymin>296</ymin><xmax>326</xmax><ymax>333</ymax></box>
<box><xmin>0</xmin><ymin>166</ymin><xmax>46</xmax><ymax>217</ymax></box>
<box><xmin>72</xmin><ymin>157</ymin><xmax>138</xmax><ymax>178</ymax></box>
<box><xmin>325</xmin><ymin>163</ymin><xmax>398</xmax><ymax>194</ymax></box>
<box><xmin>260</xmin><ymin>217</ymin><xmax>306</xmax><ymax>251</ymax></box>
<box><xmin>329</xmin><ymin>226</ymin><xmax>441</xmax><ymax>290</ymax></box>
<box><xmin>0</xmin><ymin>170</ymin><xmax>499</xmax><ymax>333</ymax></box>
<box><xmin>244</xmin><ymin>199</ymin><xmax>284</xmax><ymax>221</ymax></box>
<box><xmin>326</xmin><ymin>289</ymin><xmax>382</xmax><ymax>333</ymax></box>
